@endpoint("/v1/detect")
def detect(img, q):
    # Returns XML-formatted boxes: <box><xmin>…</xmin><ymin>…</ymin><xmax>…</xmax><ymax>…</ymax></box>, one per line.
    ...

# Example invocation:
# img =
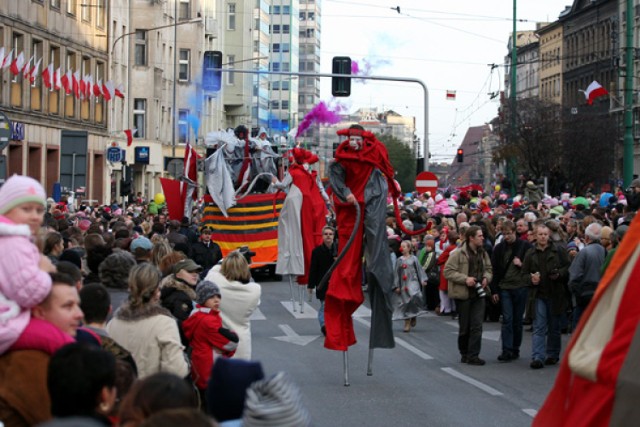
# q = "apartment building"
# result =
<box><xmin>297</xmin><ymin>0</ymin><xmax>321</xmax><ymax>145</ymax></box>
<box><xmin>537</xmin><ymin>20</ymin><xmax>563</xmax><ymax>104</ymax></box>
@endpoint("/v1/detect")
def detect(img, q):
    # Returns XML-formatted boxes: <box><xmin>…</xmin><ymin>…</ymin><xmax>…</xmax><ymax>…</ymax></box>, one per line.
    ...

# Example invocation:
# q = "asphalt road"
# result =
<box><xmin>251</xmin><ymin>276</ymin><xmax>567</xmax><ymax>427</ymax></box>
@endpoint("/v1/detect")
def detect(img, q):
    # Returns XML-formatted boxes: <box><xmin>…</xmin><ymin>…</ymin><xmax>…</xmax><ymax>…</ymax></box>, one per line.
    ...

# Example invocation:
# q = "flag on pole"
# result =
<box><xmin>114</xmin><ymin>84</ymin><xmax>125</xmax><ymax>99</ymax></box>
<box><xmin>28</xmin><ymin>58</ymin><xmax>42</xmax><ymax>84</ymax></box>
<box><xmin>54</xmin><ymin>67</ymin><xmax>62</xmax><ymax>91</ymax></box>
<box><xmin>580</xmin><ymin>80</ymin><xmax>609</xmax><ymax>105</ymax></box>
<box><xmin>446</xmin><ymin>90</ymin><xmax>456</xmax><ymax>101</ymax></box>
<box><xmin>93</xmin><ymin>79</ymin><xmax>103</xmax><ymax>98</ymax></box>
<box><xmin>159</xmin><ymin>177</ymin><xmax>185</xmax><ymax>221</ymax></box>
<box><xmin>79</xmin><ymin>74</ymin><xmax>87</xmax><ymax>99</ymax></box>
<box><xmin>182</xmin><ymin>143</ymin><xmax>201</xmax><ymax>219</ymax></box>
<box><xmin>83</xmin><ymin>75</ymin><xmax>92</xmax><ymax>100</ymax></box>
<box><xmin>102</xmin><ymin>80</ymin><xmax>115</xmax><ymax>101</ymax></box>
<box><xmin>72</xmin><ymin>70</ymin><xmax>81</xmax><ymax>99</ymax></box>
<box><xmin>533</xmin><ymin>214</ymin><xmax>640</xmax><ymax>426</ymax></box>
<box><xmin>60</xmin><ymin>69</ymin><xmax>72</xmax><ymax>94</ymax></box>
<box><xmin>42</xmin><ymin>63</ymin><xmax>53</xmax><ymax>89</ymax></box>
<box><xmin>124</xmin><ymin>129</ymin><xmax>137</xmax><ymax>147</ymax></box>
<box><xmin>10</xmin><ymin>52</ymin><xmax>25</xmax><ymax>76</ymax></box>
<box><xmin>21</xmin><ymin>55</ymin><xmax>33</xmax><ymax>79</ymax></box>
<box><xmin>1</xmin><ymin>49</ymin><xmax>13</xmax><ymax>69</ymax></box>
<box><xmin>0</xmin><ymin>48</ymin><xmax>5</xmax><ymax>68</ymax></box>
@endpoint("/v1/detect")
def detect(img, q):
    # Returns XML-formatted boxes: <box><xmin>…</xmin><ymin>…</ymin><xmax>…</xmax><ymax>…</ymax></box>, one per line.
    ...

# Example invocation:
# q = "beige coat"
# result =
<box><xmin>205</xmin><ymin>265</ymin><xmax>261</xmax><ymax>360</ymax></box>
<box><xmin>106</xmin><ymin>303</ymin><xmax>189</xmax><ymax>379</ymax></box>
<box><xmin>443</xmin><ymin>244</ymin><xmax>493</xmax><ymax>300</ymax></box>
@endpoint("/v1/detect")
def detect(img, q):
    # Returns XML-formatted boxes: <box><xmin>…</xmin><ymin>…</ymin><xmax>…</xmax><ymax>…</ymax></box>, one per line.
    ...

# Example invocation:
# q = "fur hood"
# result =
<box><xmin>115</xmin><ymin>302</ymin><xmax>174</xmax><ymax>321</ymax></box>
<box><xmin>161</xmin><ymin>276</ymin><xmax>197</xmax><ymax>300</ymax></box>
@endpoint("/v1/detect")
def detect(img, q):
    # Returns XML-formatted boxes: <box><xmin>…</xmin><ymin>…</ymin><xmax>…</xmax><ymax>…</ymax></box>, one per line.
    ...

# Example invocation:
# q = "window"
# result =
<box><xmin>272</xmin><ymin>62</ymin><xmax>280</xmax><ymax>72</ymax></box>
<box><xmin>308</xmin><ymin>12</ymin><xmax>315</xmax><ymax>20</ymax></box>
<box><xmin>96</xmin><ymin>0</ymin><xmax>105</xmax><ymax>28</ymax></box>
<box><xmin>271</xmin><ymin>5</ymin><xmax>280</xmax><ymax>14</ymax></box>
<box><xmin>80</xmin><ymin>56</ymin><xmax>90</xmax><ymax>120</ymax></box>
<box><xmin>178</xmin><ymin>109</ymin><xmax>189</xmax><ymax>143</ymax></box>
<box><xmin>81</xmin><ymin>0</ymin><xmax>90</xmax><ymax>22</ymax></box>
<box><xmin>305</xmin><ymin>28</ymin><xmax>314</xmax><ymax>37</ymax></box>
<box><xmin>272</xmin><ymin>24</ymin><xmax>280</xmax><ymax>34</ymax></box>
<box><xmin>270</xmin><ymin>100</ymin><xmax>279</xmax><ymax>110</ymax></box>
<box><xmin>30</xmin><ymin>40</ymin><xmax>43</xmax><ymax>112</ymax></box>
<box><xmin>282</xmin><ymin>62</ymin><xmax>290</xmax><ymax>72</ymax></box>
<box><xmin>299</xmin><ymin>12</ymin><xmax>305</xmax><ymax>20</ymax></box>
<box><xmin>50</xmin><ymin>0</ymin><xmax>60</xmax><ymax>9</ymax></box>
<box><xmin>179</xmin><ymin>0</ymin><xmax>190</xmax><ymax>19</ymax></box>
<box><xmin>48</xmin><ymin>46</ymin><xmax>60</xmax><ymax>114</ymax></box>
<box><xmin>272</xmin><ymin>43</ymin><xmax>280</xmax><ymax>53</ymax></box>
<box><xmin>134</xmin><ymin>30</ymin><xmax>147</xmax><ymax>66</ymax></box>
<box><xmin>133</xmin><ymin>99</ymin><xmax>146</xmax><ymax>138</ymax></box>
<box><xmin>178</xmin><ymin>49</ymin><xmax>190</xmax><ymax>81</ymax></box>
<box><xmin>282</xmin><ymin>43</ymin><xmax>290</xmax><ymax>53</ymax></box>
<box><xmin>64</xmin><ymin>51</ymin><xmax>76</xmax><ymax>117</ymax></box>
<box><xmin>283</xmin><ymin>5</ymin><xmax>290</xmax><ymax>14</ymax></box>
<box><xmin>228</xmin><ymin>3</ymin><xmax>236</xmax><ymax>30</ymax></box>
<box><xmin>67</xmin><ymin>0</ymin><xmax>76</xmax><ymax>16</ymax></box>
<box><xmin>227</xmin><ymin>54</ymin><xmax>235</xmax><ymax>84</ymax></box>
<box><xmin>271</xmin><ymin>81</ymin><xmax>280</xmax><ymax>90</ymax></box>
<box><xmin>283</xmin><ymin>25</ymin><xmax>290</xmax><ymax>34</ymax></box>
<box><xmin>281</xmin><ymin>80</ymin><xmax>289</xmax><ymax>90</ymax></box>
<box><xmin>281</xmin><ymin>100</ymin><xmax>289</xmax><ymax>110</ymax></box>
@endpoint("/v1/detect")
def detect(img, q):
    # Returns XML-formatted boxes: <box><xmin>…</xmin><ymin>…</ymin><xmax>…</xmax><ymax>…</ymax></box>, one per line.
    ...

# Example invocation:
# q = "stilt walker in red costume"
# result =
<box><xmin>274</xmin><ymin>148</ymin><xmax>330</xmax><ymax>312</ymax></box>
<box><xmin>325</xmin><ymin>124</ymin><xmax>402</xmax><ymax>382</ymax></box>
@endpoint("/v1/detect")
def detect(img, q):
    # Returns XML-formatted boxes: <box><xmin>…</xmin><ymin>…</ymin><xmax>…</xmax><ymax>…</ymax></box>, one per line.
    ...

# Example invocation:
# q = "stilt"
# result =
<box><xmin>299</xmin><ymin>286</ymin><xmax>305</xmax><ymax>313</ymax></box>
<box><xmin>367</xmin><ymin>348</ymin><xmax>374</xmax><ymax>376</ymax></box>
<box><xmin>288</xmin><ymin>275</ymin><xmax>296</xmax><ymax>312</ymax></box>
<box><xmin>343</xmin><ymin>351</ymin><xmax>350</xmax><ymax>386</ymax></box>
<box><xmin>307</xmin><ymin>287</ymin><xmax>313</xmax><ymax>303</ymax></box>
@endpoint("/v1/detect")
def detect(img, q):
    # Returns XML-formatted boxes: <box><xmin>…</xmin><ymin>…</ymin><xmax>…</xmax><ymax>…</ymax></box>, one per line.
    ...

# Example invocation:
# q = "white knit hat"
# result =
<box><xmin>0</xmin><ymin>175</ymin><xmax>46</xmax><ymax>215</ymax></box>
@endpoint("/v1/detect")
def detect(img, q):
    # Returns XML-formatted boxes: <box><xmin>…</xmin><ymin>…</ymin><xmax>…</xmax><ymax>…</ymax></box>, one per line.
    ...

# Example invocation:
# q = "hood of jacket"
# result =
<box><xmin>161</xmin><ymin>276</ymin><xmax>197</xmax><ymax>300</ymax></box>
<box><xmin>114</xmin><ymin>301</ymin><xmax>173</xmax><ymax>321</ymax></box>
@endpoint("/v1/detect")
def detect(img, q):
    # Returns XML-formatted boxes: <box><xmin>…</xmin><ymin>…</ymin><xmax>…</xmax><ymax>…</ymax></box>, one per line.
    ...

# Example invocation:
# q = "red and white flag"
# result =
<box><xmin>446</xmin><ymin>90</ymin><xmax>456</xmax><ymax>101</ymax></box>
<box><xmin>124</xmin><ymin>128</ymin><xmax>137</xmax><ymax>147</ymax></box>
<box><xmin>93</xmin><ymin>79</ymin><xmax>103</xmax><ymax>98</ymax></box>
<box><xmin>0</xmin><ymin>49</ymin><xmax>12</xmax><ymax>69</ymax></box>
<box><xmin>42</xmin><ymin>63</ymin><xmax>53</xmax><ymax>89</ymax></box>
<box><xmin>21</xmin><ymin>55</ymin><xmax>33</xmax><ymax>79</ymax></box>
<box><xmin>182</xmin><ymin>142</ymin><xmax>201</xmax><ymax>219</ymax></box>
<box><xmin>72</xmin><ymin>70</ymin><xmax>81</xmax><ymax>99</ymax></box>
<box><xmin>0</xmin><ymin>47</ymin><xmax>5</xmax><ymax>68</ymax></box>
<box><xmin>102</xmin><ymin>80</ymin><xmax>115</xmax><ymax>101</ymax></box>
<box><xmin>60</xmin><ymin>69</ymin><xmax>72</xmax><ymax>94</ymax></box>
<box><xmin>26</xmin><ymin>58</ymin><xmax>42</xmax><ymax>84</ymax></box>
<box><xmin>580</xmin><ymin>80</ymin><xmax>609</xmax><ymax>105</ymax></box>
<box><xmin>83</xmin><ymin>75</ymin><xmax>93</xmax><ymax>100</ymax></box>
<box><xmin>9</xmin><ymin>52</ymin><xmax>25</xmax><ymax>76</ymax></box>
<box><xmin>54</xmin><ymin>67</ymin><xmax>62</xmax><ymax>91</ymax></box>
<box><xmin>114</xmin><ymin>83</ymin><xmax>125</xmax><ymax>99</ymax></box>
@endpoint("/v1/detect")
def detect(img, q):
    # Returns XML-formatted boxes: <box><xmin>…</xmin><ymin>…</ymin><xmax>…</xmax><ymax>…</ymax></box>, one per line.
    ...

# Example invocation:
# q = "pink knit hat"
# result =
<box><xmin>78</xmin><ymin>219</ymin><xmax>92</xmax><ymax>231</ymax></box>
<box><xmin>0</xmin><ymin>175</ymin><xmax>47</xmax><ymax>215</ymax></box>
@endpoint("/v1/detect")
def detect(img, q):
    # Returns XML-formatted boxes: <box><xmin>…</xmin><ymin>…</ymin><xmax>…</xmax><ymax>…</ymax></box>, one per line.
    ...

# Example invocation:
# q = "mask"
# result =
<box><xmin>349</xmin><ymin>136</ymin><xmax>363</xmax><ymax>150</ymax></box>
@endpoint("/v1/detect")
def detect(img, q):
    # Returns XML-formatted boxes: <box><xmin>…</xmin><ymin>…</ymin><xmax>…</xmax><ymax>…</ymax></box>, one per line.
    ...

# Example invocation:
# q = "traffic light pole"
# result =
<box><xmin>212</xmin><ymin>68</ymin><xmax>431</xmax><ymax>171</ymax></box>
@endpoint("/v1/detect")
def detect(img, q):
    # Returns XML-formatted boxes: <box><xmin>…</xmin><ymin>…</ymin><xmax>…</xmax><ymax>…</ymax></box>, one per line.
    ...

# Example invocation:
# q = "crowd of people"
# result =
<box><xmin>0</xmin><ymin>174</ymin><xmax>310</xmax><ymax>426</ymax></box>
<box><xmin>0</xmin><ymin>167</ymin><xmax>636</xmax><ymax>425</ymax></box>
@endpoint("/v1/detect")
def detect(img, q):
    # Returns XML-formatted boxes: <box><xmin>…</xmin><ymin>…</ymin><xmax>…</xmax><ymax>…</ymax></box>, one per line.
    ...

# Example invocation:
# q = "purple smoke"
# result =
<box><xmin>296</xmin><ymin>101</ymin><xmax>344</xmax><ymax>138</ymax></box>
<box><xmin>351</xmin><ymin>58</ymin><xmax>391</xmax><ymax>82</ymax></box>
<box><xmin>351</xmin><ymin>61</ymin><xmax>360</xmax><ymax>75</ymax></box>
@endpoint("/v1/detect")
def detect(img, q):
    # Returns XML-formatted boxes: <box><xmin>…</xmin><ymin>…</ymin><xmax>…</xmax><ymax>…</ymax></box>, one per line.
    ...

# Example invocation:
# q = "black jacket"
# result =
<box><xmin>192</xmin><ymin>241</ymin><xmax>223</xmax><ymax>276</ymax></box>
<box><xmin>308</xmin><ymin>243</ymin><xmax>336</xmax><ymax>300</ymax></box>
<box><xmin>490</xmin><ymin>238</ymin><xmax>532</xmax><ymax>294</ymax></box>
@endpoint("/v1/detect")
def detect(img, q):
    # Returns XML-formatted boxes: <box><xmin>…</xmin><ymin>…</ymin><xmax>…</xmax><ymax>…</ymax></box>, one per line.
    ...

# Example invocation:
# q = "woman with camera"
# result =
<box><xmin>204</xmin><ymin>250</ymin><xmax>261</xmax><ymax>360</ymax></box>
<box><xmin>444</xmin><ymin>226</ymin><xmax>493</xmax><ymax>366</ymax></box>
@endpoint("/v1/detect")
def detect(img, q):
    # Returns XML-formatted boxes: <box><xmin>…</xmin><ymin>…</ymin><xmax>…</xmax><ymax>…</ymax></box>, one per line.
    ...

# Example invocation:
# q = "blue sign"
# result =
<box><xmin>107</xmin><ymin>147</ymin><xmax>123</xmax><ymax>163</ymax></box>
<box><xmin>135</xmin><ymin>146</ymin><xmax>150</xmax><ymax>164</ymax></box>
<box><xmin>11</xmin><ymin>122</ymin><xmax>24</xmax><ymax>141</ymax></box>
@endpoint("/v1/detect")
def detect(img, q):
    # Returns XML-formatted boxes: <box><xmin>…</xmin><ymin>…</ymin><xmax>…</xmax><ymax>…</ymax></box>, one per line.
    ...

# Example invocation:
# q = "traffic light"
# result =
<box><xmin>203</xmin><ymin>50</ymin><xmax>223</xmax><ymax>92</ymax></box>
<box><xmin>331</xmin><ymin>56</ymin><xmax>351</xmax><ymax>97</ymax></box>
<box><xmin>456</xmin><ymin>149</ymin><xmax>464</xmax><ymax>163</ymax></box>
<box><xmin>120</xmin><ymin>179</ymin><xmax>132</xmax><ymax>197</ymax></box>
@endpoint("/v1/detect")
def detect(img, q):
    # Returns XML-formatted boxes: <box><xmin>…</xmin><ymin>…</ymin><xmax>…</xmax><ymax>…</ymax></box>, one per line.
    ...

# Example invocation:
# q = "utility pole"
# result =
<box><xmin>508</xmin><ymin>0</ymin><xmax>518</xmax><ymax>196</ymax></box>
<box><xmin>623</xmin><ymin>0</ymin><xmax>635</xmax><ymax>186</ymax></box>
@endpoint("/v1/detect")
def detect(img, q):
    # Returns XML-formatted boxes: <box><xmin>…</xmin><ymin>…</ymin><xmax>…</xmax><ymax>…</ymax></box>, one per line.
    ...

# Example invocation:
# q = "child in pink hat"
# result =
<box><xmin>0</xmin><ymin>175</ymin><xmax>74</xmax><ymax>355</ymax></box>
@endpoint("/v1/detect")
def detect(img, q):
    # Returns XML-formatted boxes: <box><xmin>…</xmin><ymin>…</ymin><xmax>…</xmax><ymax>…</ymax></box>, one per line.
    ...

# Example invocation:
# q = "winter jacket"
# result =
<box><xmin>444</xmin><ymin>243</ymin><xmax>493</xmax><ymax>300</ymax></box>
<box><xmin>204</xmin><ymin>265</ymin><xmax>261</xmax><ymax>360</ymax></box>
<box><xmin>106</xmin><ymin>303</ymin><xmax>189</xmax><ymax>379</ymax></box>
<box><xmin>192</xmin><ymin>241</ymin><xmax>223</xmax><ymax>276</ymax></box>
<box><xmin>522</xmin><ymin>242</ymin><xmax>570</xmax><ymax>315</ymax></box>
<box><xmin>437</xmin><ymin>244</ymin><xmax>457</xmax><ymax>292</ymax></box>
<box><xmin>160</xmin><ymin>276</ymin><xmax>197</xmax><ymax>346</ymax></box>
<box><xmin>433</xmin><ymin>198</ymin><xmax>451</xmax><ymax>216</ymax></box>
<box><xmin>0</xmin><ymin>216</ymin><xmax>52</xmax><ymax>354</ymax></box>
<box><xmin>307</xmin><ymin>243</ymin><xmax>336</xmax><ymax>300</ymax></box>
<box><xmin>490</xmin><ymin>238</ymin><xmax>532</xmax><ymax>293</ymax></box>
<box><xmin>183</xmin><ymin>305</ymin><xmax>238</xmax><ymax>389</ymax></box>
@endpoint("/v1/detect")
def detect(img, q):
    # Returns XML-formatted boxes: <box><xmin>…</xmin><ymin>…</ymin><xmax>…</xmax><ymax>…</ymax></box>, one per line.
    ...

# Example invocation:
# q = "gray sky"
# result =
<box><xmin>320</xmin><ymin>0</ymin><xmax>568</xmax><ymax>161</ymax></box>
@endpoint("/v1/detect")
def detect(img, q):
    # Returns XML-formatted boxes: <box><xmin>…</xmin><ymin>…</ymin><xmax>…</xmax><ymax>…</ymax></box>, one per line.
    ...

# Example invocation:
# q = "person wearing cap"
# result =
<box><xmin>107</xmin><ymin>263</ymin><xmax>189</xmax><ymax>379</ymax></box>
<box><xmin>183</xmin><ymin>280</ymin><xmax>239</xmax><ymax>401</ymax></box>
<box><xmin>130</xmin><ymin>236</ymin><xmax>153</xmax><ymax>264</ymax></box>
<box><xmin>160</xmin><ymin>259</ymin><xmax>203</xmax><ymax>343</ymax></box>
<box><xmin>191</xmin><ymin>227</ymin><xmax>223</xmax><ymax>278</ymax></box>
<box><xmin>624</xmin><ymin>178</ymin><xmax>640</xmax><ymax>211</ymax></box>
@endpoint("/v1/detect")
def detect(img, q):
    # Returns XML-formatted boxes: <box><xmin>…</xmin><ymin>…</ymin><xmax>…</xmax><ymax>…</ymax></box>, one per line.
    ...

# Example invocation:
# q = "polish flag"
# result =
<box><xmin>114</xmin><ymin>83</ymin><xmax>125</xmax><ymax>99</ymax></box>
<box><xmin>124</xmin><ymin>128</ymin><xmax>137</xmax><ymax>147</ymax></box>
<box><xmin>54</xmin><ymin>67</ymin><xmax>62</xmax><ymax>90</ymax></box>
<box><xmin>10</xmin><ymin>52</ymin><xmax>25</xmax><ymax>76</ymax></box>
<box><xmin>0</xmin><ymin>47</ymin><xmax>5</xmax><ymax>67</ymax></box>
<box><xmin>102</xmin><ymin>80</ymin><xmax>115</xmax><ymax>101</ymax></box>
<box><xmin>93</xmin><ymin>79</ymin><xmax>103</xmax><ymax>98</ymax></box>
<box><xmin>79</xmin><ymin>74</ymin><xmax>86</xmax><ymax>100</ymax></box>
<box><xmin>21</xmin><ymin>55</ymin><xmax>33</xmax><ymax>79</ymax></box>
<box><xmin>83</xmin><ymin>75</ymin><xmax>93</xmax><ymax>100</ymax></box>
<box><xmin>60</xmin><ymin>69</ymin><xmax>72</xmax><ymax>94</ymax></box>
<box><xmin>27</xmin><ymin>58</ymin><xmax>42</xmax><ymax>84</ymax></box>
<box><xmin>446</xmin><ymin>90</ymin><xmax>456</xmax><ymax>101</ymax></box>
<box><xmin>580</xmin><ymin>81</ymin><xmax>609</xmax><ymax>105</ymax></box>
<box><xmin>42</xmin><ymin>63</ymin><xmax>53</xmax><ymax>89</ymax></box>
<box><xmin>1</xmin><ymin>49</ymin><xmax>13</xmax><ymax>69</ymax></box>
<box><xmin>72</xmin><ymin>70</ymin><xmax>81</xmax><ymax>99</ymax></box>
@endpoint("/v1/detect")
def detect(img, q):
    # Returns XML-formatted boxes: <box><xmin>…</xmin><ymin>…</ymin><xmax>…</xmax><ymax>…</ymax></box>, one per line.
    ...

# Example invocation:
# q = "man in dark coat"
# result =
<box><xmin>192</xmin><ymin>227</ymin><xmax>223</xmax><ymax>278</ymax></box>
<box><xmin>307</xmin><ymin>226</ymin><xmax>337</xmax><ymax>336</ymax></box>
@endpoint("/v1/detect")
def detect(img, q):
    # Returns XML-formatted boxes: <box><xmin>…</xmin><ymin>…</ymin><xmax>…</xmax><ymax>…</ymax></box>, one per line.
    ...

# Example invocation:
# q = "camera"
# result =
<box><xmin>238</xmin><ymin>246</ymin><xmax>257</xmax><ymax>264</ymax></box>
<box><xmin>474</xmin><ymin>282</ymin><xmax>487</xmax><ymax>298</ymax></box>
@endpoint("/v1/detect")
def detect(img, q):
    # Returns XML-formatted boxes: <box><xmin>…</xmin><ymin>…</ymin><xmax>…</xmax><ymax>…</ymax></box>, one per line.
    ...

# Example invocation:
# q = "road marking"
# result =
<box><xmin>441</xmin><ymin>367</ymin><xmax>503</xmax><ymax>396</ymax></box>
<box><xmin>272</xmin><ymin>324</ymin><xmax>319</xmax><ymax>346</ymax></box>
<box><xmin>354</xmin><ymin>317</ymin><xmax>434</xmax><ymax>360</ymax></box>
<box><xmin>522</xmin><ymin>409</ymin><xmax>537</xmax><ymax>418</ymax></box>
<box><xmin>250</xmin><ymin>308</ymin><xmax>266</xmax><ymax>320</ymax></box>
<box><xmin>280</xmin><ymin>301</ymin><xmax>318</xmax><ymax>319</ymax></box>
<box><xmin>353</xmin><ymin>305</ymin><xmax>371</xmax><ymax>317</ymax></box>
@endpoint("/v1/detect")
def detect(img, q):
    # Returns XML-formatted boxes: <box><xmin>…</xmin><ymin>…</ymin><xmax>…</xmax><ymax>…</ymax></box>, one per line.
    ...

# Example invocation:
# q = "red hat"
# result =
<box><xmin>303</xmin><ymin>150</ymin><xmax>319</xmax><ymax>165</ymax></box>
<box><xmin>512</xmin><ymin>201</ymin><xmax>521</xmax><ymax>209</ymax></box>
<box><xmin>291</xmin><ymin>148</ymin><xmax>305</xmax><ymax>164</ymax></box>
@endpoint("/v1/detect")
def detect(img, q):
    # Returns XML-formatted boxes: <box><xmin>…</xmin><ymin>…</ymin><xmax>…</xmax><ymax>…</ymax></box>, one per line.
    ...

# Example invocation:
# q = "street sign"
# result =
<box><xmin>415</xmin><ymin>171</ymin><xmax>438</xmax><ymax>195</ymax></box>
<box><xmin>107</xmin><ymin>147</ymin><xmax>123</xmax><ymax>163</ymax></box>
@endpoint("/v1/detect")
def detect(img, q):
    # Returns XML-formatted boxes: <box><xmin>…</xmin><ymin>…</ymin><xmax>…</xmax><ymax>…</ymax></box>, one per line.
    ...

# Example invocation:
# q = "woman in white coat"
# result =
<box><xmin>205</xmin><ymin>250</ymin><xmax>261</xmax><ymax>360</ymax></box>
<box><xmin>107</xmin><ymin>263</ymin><xmax>189</xmax><ymax>379</ymax></box>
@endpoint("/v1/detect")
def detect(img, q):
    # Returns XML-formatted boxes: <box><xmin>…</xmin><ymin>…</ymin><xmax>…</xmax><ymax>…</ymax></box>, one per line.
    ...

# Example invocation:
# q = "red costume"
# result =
<box><xmin>325</xmin><ymin>127</ymin><xmax>400</xmax><ymax>351</ymax></box>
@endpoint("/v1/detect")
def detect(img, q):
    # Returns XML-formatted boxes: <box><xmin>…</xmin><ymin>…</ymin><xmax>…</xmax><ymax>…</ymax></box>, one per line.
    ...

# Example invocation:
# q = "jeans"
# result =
<box><xmin>572</xmin><ymin>303</ymin><xmax>586</xmax><ymax>332</ymax></box>
<box><xmin>455</xmin><ymin>297</ymin><xmax>485</xmax><ymax>358</ymax></box>
<box><xmin>532</xmin><ymin>297</ymin><xmax>562</xmax><ymax>362</ymax></box>
<box><xmin>318</xmin><ymin>300</ymin><xmax>325</xmax><ymax>328</ymax></box>
<box><xmin>500</xmin><ymin>287</ymin><xmax>529</xmax><ymax>355</ymax></box>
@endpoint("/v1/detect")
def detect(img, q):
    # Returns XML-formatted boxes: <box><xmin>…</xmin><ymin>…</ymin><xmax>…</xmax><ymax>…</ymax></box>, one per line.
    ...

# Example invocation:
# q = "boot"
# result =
<box><xmin>410</xmin><ymin>317</ymin><xmax>417</xmax><ymax>327</ymax></box>
<box><xmin>403</xmin><ymin>319</ymin><xmax>411</xmax><ymax>333</ymax></box>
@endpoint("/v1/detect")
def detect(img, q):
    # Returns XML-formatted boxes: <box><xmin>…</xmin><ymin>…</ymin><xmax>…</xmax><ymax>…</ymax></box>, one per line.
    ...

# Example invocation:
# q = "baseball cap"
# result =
<box><xmin>173</xmin><ymin>259</ymin><xmax>203</xmax><ymax>274</ymax></box>
<box><xmin>130</xmin><ymin>236</ymin><xmax>153</xmax><ymax>252</ymax></box>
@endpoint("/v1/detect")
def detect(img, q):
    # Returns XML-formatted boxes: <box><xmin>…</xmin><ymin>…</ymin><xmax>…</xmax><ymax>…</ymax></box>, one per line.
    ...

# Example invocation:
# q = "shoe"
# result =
<box><xmin>544</xmin><ymin>357</ymin><xmax>559</xmax><ymax>366</ymax></box>
<box><xmin>410</xmin><ymin>317</ymin><xmax>417</xmax><ymax>327</ymax></box>
<box><xmin>467</xmin><ymin>356</ymin><xmax>486</xmax><ymax>366</ymax></box>
<box><xmin>403</xmin><ymin>319</ymin><xmax>411</xmax><ymax>333</ymax></box>
<box><xmin>497</xmin><ymin>351</ymin><xmax>514</xmax><ymax>362</ymax></box>
<box><xmin>461</xmin><ymin>355</ymin><xmax>469</xmax><ymax>363</ymax></box>
<box><xmin>530</xmin><ymin>360</ymin><xmax>544</xmax><ymax>369</ymax></box>
<box><xmin>321</xmin><ymin>326</ymin><xmax>326</xmax><ymax>336</ymax></box>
